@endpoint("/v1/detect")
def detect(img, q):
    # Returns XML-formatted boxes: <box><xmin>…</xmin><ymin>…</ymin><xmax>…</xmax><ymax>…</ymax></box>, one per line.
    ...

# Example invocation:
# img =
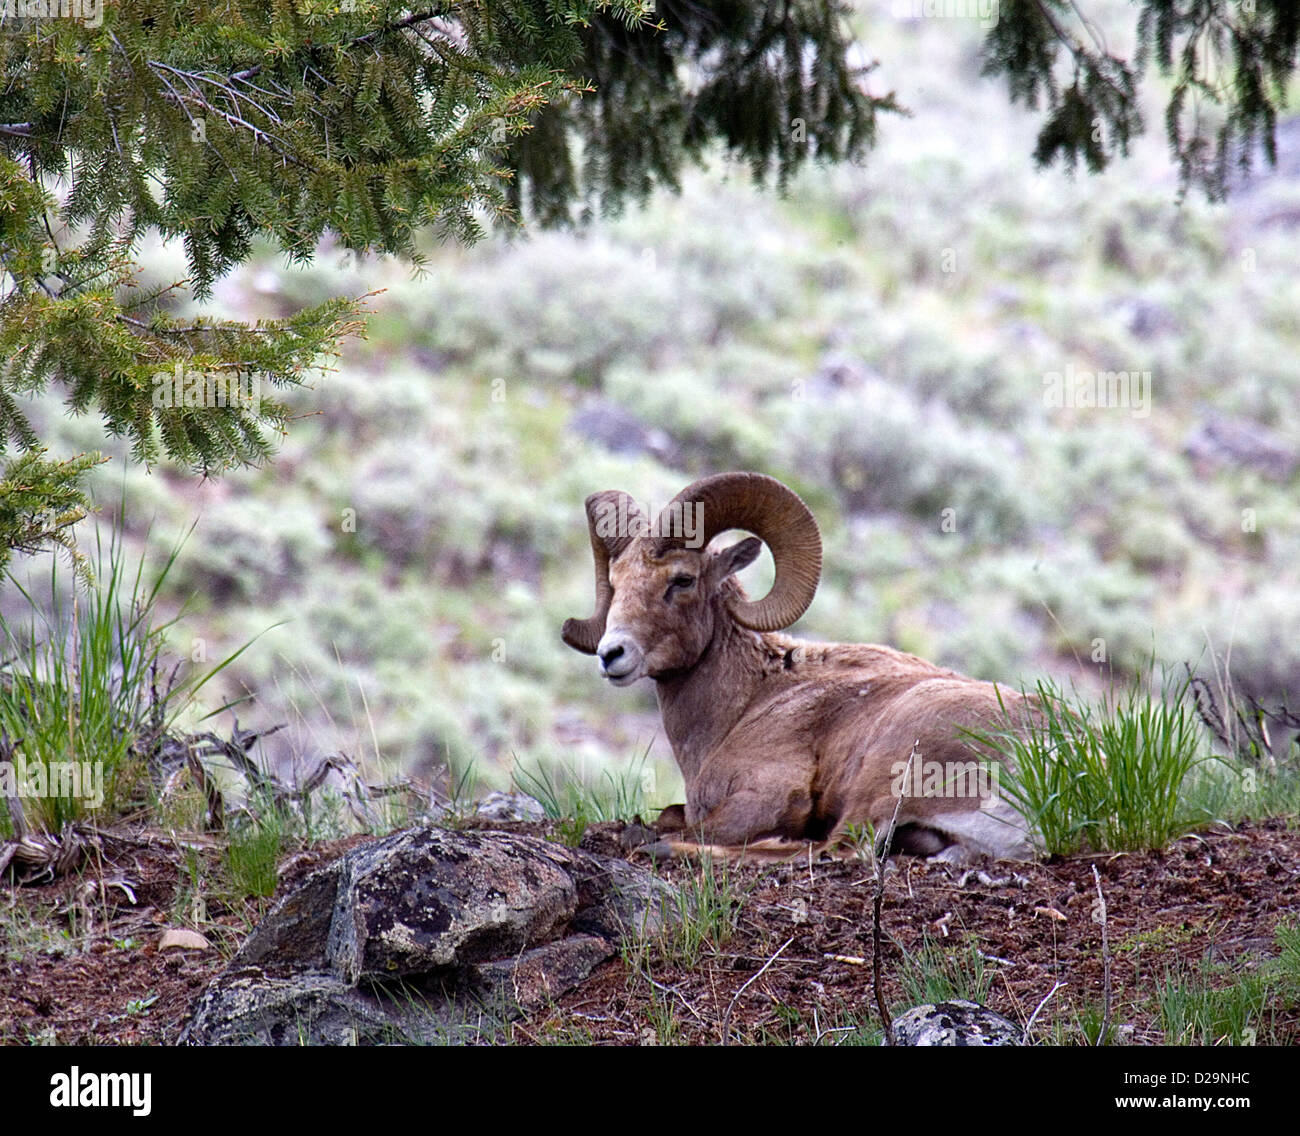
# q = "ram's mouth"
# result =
<box><xmin>603</xmin><ymin>665</ymin><xmax>641</xmax><ymax>686</ymax></box>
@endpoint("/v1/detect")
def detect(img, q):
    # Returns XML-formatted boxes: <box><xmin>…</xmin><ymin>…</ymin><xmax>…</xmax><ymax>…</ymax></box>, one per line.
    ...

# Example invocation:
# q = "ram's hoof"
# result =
<box><xmin>629</xmin><ymin>840</ymin><xmax>678</xmax><ymax>863</ymax></box>
<box><xmin>653</xmin><ymin>804</ymin><xmax>688</xmax><ymax>834</ymax></box>
<box><xmin>619</xmin><ymin>823</ymin><xmax>659</xmax><ymax>852</ymax></box>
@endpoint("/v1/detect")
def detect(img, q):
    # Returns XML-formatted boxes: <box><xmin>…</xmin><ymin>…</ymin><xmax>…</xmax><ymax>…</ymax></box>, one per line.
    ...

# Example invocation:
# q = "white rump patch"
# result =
<box><xmin>925</xmin><ymin>798</ymin><xmax>1037</xmax><ymax>862</ymax></box>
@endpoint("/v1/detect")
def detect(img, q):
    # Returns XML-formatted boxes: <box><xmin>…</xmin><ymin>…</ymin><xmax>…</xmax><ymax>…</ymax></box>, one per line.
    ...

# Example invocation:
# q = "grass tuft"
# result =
<box><xmin>224</xmin><ymin>800</ymin><xmax>287</xmax><ymax>900</ymax></box>
<box><xmin>974</xmin><ymin>667</ymin><xmax>1207</xmax><ymax>856</ymax></box>
<box><xmin>512</xmin><ymin>748</ymin><xmax>653</xmax><ymax>829</ymax></box>
<box><xmin>0</xmin><ymin>520</ymin><xmax>258</xmax><ymax>837</ymax></box>
<box><xmin>899</xmin><ymin>936</ymin><xmax>992</xmax><ymax>1006</ymax></box>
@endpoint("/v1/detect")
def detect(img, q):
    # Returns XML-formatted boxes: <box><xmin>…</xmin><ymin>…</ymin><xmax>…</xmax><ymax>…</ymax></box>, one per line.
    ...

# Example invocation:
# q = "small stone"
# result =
<box><xmin>159</xmin><ymin>929</ymin><xmax>211</xmax><ymax>951</ymax></box>
<box><xmin>181</xmin><ymin>827</ymin><xmax>682</xmax><ymax>1046</ymax></box>
<box><xmin>475</xmin><ymin>792</ymin><xmax>546</xmax><ymax>822</ymax></box>
<box><xmin>892</xmin><ymin>1000</ymin><xmax>1022</xmax><ymax>1046</ymax></box>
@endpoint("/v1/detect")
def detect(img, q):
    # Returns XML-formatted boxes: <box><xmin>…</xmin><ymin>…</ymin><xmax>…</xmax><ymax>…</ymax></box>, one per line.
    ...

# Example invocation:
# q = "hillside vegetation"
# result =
<box><xmin>4</xmin><ymin>0</ymin><xmax>1299</xmax><ymax>813</ymax></box>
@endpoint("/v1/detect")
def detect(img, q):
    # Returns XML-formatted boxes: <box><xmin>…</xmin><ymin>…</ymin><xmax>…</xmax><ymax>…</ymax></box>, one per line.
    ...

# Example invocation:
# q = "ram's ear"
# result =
<box><xmin>709</xmin><ymin>536</ymin><xmax>763</xmax><ymax>582</ymax></box>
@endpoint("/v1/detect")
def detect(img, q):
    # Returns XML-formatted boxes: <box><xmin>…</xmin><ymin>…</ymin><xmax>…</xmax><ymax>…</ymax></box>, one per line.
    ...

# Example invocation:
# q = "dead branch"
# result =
<box><xmin>721</xmin><ymin>935</ymin><xmax>795</xmax><ymax>1045</ymax></box>
<box><xmin>1091</xmin><ymin>864</ymin><xmax>1112</xmax><ymax>1046</ymax></box>
<box><xmin>873</xmin><ymin>740</ymin><xmax>917</xmax><ymax>1046</ymax></box>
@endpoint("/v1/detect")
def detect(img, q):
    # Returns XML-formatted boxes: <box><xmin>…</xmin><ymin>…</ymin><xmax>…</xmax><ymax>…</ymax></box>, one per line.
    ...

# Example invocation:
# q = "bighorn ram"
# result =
<box><xmin>562</xmin><ymin>472</ymin><xmax>1040</xmax><ymax>861</ymax></box>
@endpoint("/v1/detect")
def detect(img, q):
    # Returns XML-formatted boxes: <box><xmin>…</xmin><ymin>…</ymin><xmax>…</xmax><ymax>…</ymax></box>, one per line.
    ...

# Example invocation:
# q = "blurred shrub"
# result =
<box><xmin>173</xmin><ymin>494</ymin><xmax>331</xmax><ymax>605</ymax></box>
<box><xmin>344</xmin><ymin>429</ymin><xmax>571</xmax><ymax>584</ymax></box>
<box><xmin>299</xmin><ymin>367</ymin><xmax>446</xmax><ymax>446</ymax></box>
<box><xmin>780</xmin><ymin>379</ymin><xmax>1031</xmax><ymax>542</ymax></box>
<box><xmin>383</xmin><ymin>233</ymin><xmax>702</xmax><ymax>385</ymax></box>
<box><xmin>12</xmin><ymin>10</ymin><xmax>1297</xmax><ymax>801</ymax></box>
<box><xmin>933</xmin><ymin>593</ymin><xmax>1045</xmax><ymax>681</ymax></box>
<box><xmin>604</xmin><ymin>365</ymin><xmax>778</xmax><ymax>474</ymax></box>
<box><xmin>975</xmin><ymin>545</ymin><xmax>1157</xmax><ymax>674</ymax></box>
<box><xmin>1197</xmin><ymin>583</ymin><xmax>1300</xmax><ymax>702</ymax></box>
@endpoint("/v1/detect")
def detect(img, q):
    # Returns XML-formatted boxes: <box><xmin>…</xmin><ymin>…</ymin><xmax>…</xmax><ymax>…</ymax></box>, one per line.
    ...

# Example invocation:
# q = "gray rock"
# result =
<box><xmin>891</xmin><ymin>1000</ymin><xmax>1023</xmax><ymax>1046</ymax></box>
<box><xmin>568</xmin><ymin>399</ymin><xmax>678</xmax><ymax>464</ymax></box>
<box><xmin>567</xmin><ymin>851</ymin><xmax>681</xmax><ymax>940</ymax></box>
<box><xmin>475</xmin><ymin>791</ymin><xmax>546</xmax><ymax>822</ymax></box>
<box><xmin>232</xmin><ymin>864</ymin><xmax>339</xmax><ymax>972</ymax></box>
<box><xmin>325</xmin><ymin>828</ymin><xmax>577</xmax><ymax>984</ymax></box>
<box><xmin>1184</xmin><ymin>415</ymin><xmax>1298</xmax><ymax>481</ymax></box>
<box><xmin>180</xmin><ymin>971</ymin><xmax>417</xmax><ymax>1046</ymax></box>
<box><xmin>181</xmin><ymin>827</ymin><xmax>678</xmax><ymax>1046</ymax></box>
<box><xmin>472</xmin><ymin>934</ymin><xmax>614</xmax><ymax>1018</ymax></box>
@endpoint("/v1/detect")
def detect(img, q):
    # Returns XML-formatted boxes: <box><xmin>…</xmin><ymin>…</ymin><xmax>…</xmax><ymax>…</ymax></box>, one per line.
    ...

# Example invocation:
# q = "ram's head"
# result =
<box><xmin>562</xmin><ymin>473</ymin><xmax>823</xmax><ymax>685</ymax></box>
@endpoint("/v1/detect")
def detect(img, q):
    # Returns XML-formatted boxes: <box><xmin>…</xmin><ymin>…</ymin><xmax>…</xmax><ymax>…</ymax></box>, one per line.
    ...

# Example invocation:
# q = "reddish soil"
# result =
<box><xmin>1</xmin><ymin>819</ymin><xmax>1297</xmax><ymax>1045</ymax></box>
<box><xmin>554</xmin><ymin>818</ymin><xmax>1300</xmax><ymax>1045</ymax></box>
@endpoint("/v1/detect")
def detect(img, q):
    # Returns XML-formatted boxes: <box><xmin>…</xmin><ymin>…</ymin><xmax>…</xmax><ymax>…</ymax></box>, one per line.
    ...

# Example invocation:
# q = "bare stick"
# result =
<box><xmin>1091</xmin><ymin>864</ymin><xmax>1112</xmax><ymax>1046</ymax></box>
<box><xmin>1022</xmin><ymin>980</ymin><xmax>1067</xmax><ymax>1044</ymax></box>
<box><xmin>184</xmin><ymin>739</ymin><xmax>225</xmax><ymax>833</ymax></box>
<box><xmin>642</xmin><ymin>973</ymin><xmax>710</xmax><ymax>1030</ymax></box>
<box><xmin>874</xmin><ymin>740</ymin><xmax>918</xmax><ymax>1046</ymax></box>
<box><xmin>0</xmin><ymin>730</ymin><xmax>26</xmax><ymax>841</ymax></box>
<box><xmin>721</xmin><ymin>935</ymin><xmax>795</xmax><ymax>1045</ymax></box>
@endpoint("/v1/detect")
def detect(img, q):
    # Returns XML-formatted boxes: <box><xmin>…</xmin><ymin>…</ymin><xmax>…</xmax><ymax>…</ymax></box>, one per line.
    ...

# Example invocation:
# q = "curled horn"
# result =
<box><xmin>655</xmin><ymin>472</ymin><xmax>821</xmax><ymax>631</ymax></box>
<box><xmin>561</xmin><ymin>490</ymin><xmax>647</xmax><ymax>654</ymax></box>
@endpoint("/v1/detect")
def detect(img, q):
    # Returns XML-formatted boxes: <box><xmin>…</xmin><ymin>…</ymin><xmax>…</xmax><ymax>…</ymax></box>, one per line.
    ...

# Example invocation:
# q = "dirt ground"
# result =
<box><xmin>1</xmin><ymin>819</ymin><xmax>1297</xmax><ymax>1045</ymax></box>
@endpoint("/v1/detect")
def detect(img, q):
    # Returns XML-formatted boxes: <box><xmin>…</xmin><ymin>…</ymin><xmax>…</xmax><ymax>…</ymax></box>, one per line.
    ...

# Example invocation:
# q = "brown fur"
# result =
<box><xmin>598</xmin><ymin>538</ymin><xmax>1037</xmax><ymax>861</ymax></box>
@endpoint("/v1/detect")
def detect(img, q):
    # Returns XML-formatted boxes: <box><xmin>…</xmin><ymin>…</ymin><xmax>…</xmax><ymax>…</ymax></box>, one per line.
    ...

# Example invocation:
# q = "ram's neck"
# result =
<box><xmin>654</xmin><ymin>618</ymin><xmax>792</xmax><ymax>784</ymax></box>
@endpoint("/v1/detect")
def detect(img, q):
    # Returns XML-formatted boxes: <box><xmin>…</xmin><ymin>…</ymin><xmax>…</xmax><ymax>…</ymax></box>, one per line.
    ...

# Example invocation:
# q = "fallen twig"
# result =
<box><xmin>642</xmin><ymin>972</ymin><xmax>710</xmax><ymax>1030</ymax></box>
<box><xmin>1092</xmin><ymin>863</ymin><xmax>1112</xmax><ymax>1046</ymax></box>
<box><xmin>873</xmin><ymin>740</ymin><xmax>917</xmax><ymax>1046</ymax></box>
<box><xmin>721</xmin><ymin>935</ymin><xmax>795</xmax><ymax>1045</ymax></box>
<box><xmin>1022</xmin><ymin>980</ymin><xmax>1067</xmax><ymax>1044</ymax></box>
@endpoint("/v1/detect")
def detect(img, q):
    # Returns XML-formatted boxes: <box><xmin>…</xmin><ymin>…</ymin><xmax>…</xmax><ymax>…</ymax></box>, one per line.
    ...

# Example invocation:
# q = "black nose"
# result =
<box><xmin>600</xmin><ymin>645</ymin><xmax>624</xmax><ymax>669</ymax></box>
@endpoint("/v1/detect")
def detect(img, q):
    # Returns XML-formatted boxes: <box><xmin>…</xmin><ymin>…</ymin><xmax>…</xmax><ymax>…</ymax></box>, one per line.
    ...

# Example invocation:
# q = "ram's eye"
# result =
<box><xmin>664</xmin><ymin>574</ymin><xmax>695</xmax><ymax>602</ymax></box>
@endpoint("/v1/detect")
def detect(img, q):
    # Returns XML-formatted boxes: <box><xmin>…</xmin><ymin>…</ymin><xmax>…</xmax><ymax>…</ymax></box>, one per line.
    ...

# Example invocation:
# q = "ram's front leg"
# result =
<box><xmin>653</xmin><ymin>803</ymin><xmax>688</xmax><ymax>834</ymax></box>
<box><xmin>687</xmin><ymin>785</ymin><xmax>812</xmax><ymax>845</ymax></box>
<box><xmin>636</xmin><ymin>760</ymin><xmax>818</xmax><ymax>861</ymax></box>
